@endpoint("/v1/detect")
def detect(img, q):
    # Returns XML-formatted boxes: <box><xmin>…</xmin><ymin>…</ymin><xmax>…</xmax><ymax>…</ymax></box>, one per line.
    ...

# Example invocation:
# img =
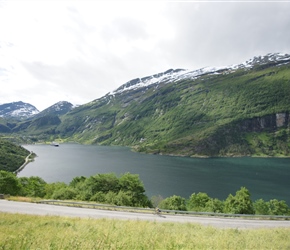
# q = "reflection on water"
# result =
<box><xmin>19</xmin><ymin>144</ymin><xmax>290</xmax><ymax>204</ymax></box>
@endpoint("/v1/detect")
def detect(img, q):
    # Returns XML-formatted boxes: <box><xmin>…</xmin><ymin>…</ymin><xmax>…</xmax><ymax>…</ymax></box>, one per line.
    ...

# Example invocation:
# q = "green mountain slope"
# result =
<box><xmin>55</xmin><ymin>56</ymin><xmax>290</xmax><ymax>157</ymax></box>
<box><xmin>3</xmin><ymin>54</ymin><xmax>290</xmax><ymax>157</ymax></box>
<box><xmin>0</xmin><ymin>137</ymin><xmax>30</xmax><ymax>172</ymax></box>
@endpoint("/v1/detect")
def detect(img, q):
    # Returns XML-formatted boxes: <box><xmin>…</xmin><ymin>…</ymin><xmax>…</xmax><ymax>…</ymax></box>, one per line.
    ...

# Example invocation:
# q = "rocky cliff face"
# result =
<box><xmin>239</xmin><ymin>112</ymin><xmax>289</xmax><ymax>132</ymax></box>
<box><xmin>190</xmin><ymin>112</ymin><xmax>290</xmax><ymax>156</ymax></box>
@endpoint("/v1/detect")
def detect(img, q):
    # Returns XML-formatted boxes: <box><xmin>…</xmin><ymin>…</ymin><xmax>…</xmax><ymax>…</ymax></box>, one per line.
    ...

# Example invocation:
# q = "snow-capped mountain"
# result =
<box><xmin>0</xmin><ymin>101</ymin><xmax>39</xmax><ymax>119</ymax></box>
<box><xmin>0</xmin><ymin>101</ymin><xmax>74</xmax><ymax>120</ymax></box>
<box><xmin>110</xmin><ymin>53</ymin><xmax>290</xmax><ymax>96</ymax></box>
<box><xmin>237</xmin><ymin>52</ymin><xmax>290</xmax><ymax>69</ymax></box>
<box><xmin>1</xmin><ymin>52</ymin><xmax>290</xmax><ymax>157</ymax></box>
<box><xmin>32</xmin><ymin>101</ymin><xmax>74</xmax><ymax>119</ymax></box>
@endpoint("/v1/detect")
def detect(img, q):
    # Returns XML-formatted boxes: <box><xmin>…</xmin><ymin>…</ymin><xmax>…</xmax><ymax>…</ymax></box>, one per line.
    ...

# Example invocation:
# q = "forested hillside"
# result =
<box><xmin>56</xmin><ymin>55</ymin><xmax>290</xmax><ymax>156</ymax></box>
<box><xmin>0</xmin><ymin>138</ymin><xmax>30</xmax><ymax>172</ymax></box>
<box><xmin>1</xmin><ymin>53</ymin><xmax>290</xmax><ymax>157</ymax></box>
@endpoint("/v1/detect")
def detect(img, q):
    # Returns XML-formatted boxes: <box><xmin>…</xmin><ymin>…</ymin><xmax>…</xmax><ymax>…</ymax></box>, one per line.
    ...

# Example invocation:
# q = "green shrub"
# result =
<box><xmin>0</xmin><ymin>170</ymin><xmax>21</xmax><ymax>195</ymax></box>
<box><xmin>224</xmin><ymin>187</ymin><xmax>254</xmax><ymax>214</ymax></box>
<box><xmin>159</xmin><ymin>195</ymin><xmax>187</xmax><ymax>211</ymax></box>
<box><xmin>18</xmin><ymin>176</ymin><xmax>46</xmax><ymax>197</ymax></box>
<box><xmin>52</xmin><ymin>187</ymin><xmax>78</xmax><ymax>200</ymax></box>
<box><xmin>187</xmin><ymin>192</ymin><xmax>211</xmax><ymax>211</ymax></box>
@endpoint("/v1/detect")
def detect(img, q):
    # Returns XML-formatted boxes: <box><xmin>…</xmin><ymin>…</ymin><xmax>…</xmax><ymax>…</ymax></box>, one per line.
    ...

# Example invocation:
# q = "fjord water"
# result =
<box><xmin>19</xmin><ymin>144</ymin><xmax>290</xmax><ymax>204</ymax></box>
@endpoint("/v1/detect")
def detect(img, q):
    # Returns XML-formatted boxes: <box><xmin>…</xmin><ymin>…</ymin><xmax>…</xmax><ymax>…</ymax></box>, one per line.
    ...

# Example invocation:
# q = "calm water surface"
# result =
<box><xmin>19</xmin><ymin>144</ymin><xmax>290</xmax><ymax>204</ymax></box>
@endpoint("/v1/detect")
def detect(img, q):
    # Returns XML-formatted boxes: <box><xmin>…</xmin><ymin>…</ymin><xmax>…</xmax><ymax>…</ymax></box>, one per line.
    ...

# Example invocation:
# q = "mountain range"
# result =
<box><xmin>0</xmin><ymin>101</ymin><xmax>39</xmax><ymax>119</ymax></box>
<box><xmin>1</xmin><ymin>52</ymin><xmax>290</xmax><ymax>157</ymax></box>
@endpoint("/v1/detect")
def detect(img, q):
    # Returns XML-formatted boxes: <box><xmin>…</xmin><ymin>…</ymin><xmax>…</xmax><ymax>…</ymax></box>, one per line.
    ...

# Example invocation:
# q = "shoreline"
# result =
<box><xmin>14</xmin><ymin>151</ymin><xmax>33</xmax><ymax>174</ymax></box>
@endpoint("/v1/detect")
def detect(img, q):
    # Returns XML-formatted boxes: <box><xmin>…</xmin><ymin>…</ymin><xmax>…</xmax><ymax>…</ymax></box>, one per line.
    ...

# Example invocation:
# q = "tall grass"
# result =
<box><xmin>1</xmin><ymin>213</ymin><xmax>289</xmax><ymax>249</ymax></box>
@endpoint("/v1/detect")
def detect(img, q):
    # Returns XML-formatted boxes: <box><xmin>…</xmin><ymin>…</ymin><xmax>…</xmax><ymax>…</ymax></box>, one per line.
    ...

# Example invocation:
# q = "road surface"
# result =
<box><xmin>14</xmin><ymin>151</ymin><xmax>33</xmax><ymax>174</ymax></box>
<box><xmin>0</xmin><ymin>200</ymin><xmax>289</xmax><ymax>229</ymax></box>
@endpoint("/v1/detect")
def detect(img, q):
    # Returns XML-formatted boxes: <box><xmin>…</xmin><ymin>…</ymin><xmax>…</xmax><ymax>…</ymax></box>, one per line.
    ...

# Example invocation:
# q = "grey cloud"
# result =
<box><xmin>5</xmin><ymin>2</ymin><xmax>290</xmax><ymax>110</ymax></box>
<box><xmin>160</xmin><ymin>3</ymin><xmax>290</xmax><ymax>68</ymax></box>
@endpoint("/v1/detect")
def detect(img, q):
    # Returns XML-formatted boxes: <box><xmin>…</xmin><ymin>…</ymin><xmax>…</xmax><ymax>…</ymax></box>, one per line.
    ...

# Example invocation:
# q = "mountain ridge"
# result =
<box><xmin>53</xmin><ymin>52</ymin><xmax>290</xmax><ymax>157</ymax></box>
<box><xmin>0</xmin><ymin>101</ymin><xmax>39</xmax><ymax>120</ymax></box>
<box><xmin>2</xmin><ymin>52</ymin><xmax>290</xmax><ymax>157</ymax></box>
<box><xmin>107</xmin><ymin>52</ymin><xmax>290</xmax><ymax>97</ymax></box>
<box><xmin>0</xmin><ymin>101</ymin><xmax>74</xmax><ymax>134</ymax></box>
<box><xmin>32</xmin><ymin>101</ymin><xmax>74</xmax><ymax>119</ymax></box>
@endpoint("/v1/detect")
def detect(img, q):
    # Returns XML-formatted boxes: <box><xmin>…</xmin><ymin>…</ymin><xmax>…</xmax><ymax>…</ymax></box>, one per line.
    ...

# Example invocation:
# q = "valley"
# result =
<box><xmin>1</xmin><ymin>53</ymin><xmax>290</xmax><ymax>157</ymax></box>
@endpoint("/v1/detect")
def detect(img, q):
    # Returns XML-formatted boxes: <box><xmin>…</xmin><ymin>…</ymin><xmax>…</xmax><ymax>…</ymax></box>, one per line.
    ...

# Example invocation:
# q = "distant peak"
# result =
<box><xmin>111</xmin><ymin>69</ymin><xmax>188</xmax><ymax>95</ymax></box>
<box><xmin>235</xmin><ymin>52</ymin><xmax>290</xmax><ymax>69</ymax></box>
<box><xmin>32</xmin><ymin>101</ymin><xmax>74</xmax><ymax>119</ymax></box>
<box><xmin>0</xmin><ymin>101</ymin><xmax>39</xmax><ymax>119</ymax></box>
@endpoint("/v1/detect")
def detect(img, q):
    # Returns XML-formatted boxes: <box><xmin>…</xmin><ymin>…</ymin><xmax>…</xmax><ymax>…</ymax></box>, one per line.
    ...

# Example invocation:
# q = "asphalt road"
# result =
<box><xmin>1</xmin><ymin>200</ymin><xmax>289</xmax><ymax>229</ymax></box>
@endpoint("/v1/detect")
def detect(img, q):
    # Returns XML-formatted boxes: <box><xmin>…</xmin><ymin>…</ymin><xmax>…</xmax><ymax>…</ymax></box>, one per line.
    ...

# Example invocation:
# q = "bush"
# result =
<box><xmin>159</xmin><ymin>195</ymin><xmax>187</xmax><ymax>211</ymax></box>
<box><xmin>187</xmin><ymin>192</ymin><xmax>211</xmax><ymax>211</ymax></box>
<box><xmin>224</xmin><ymin>187</ymin><xmax>254</xmax><ymax>214</ymax></box>
<box><xmin>112</xmin><ymin>190</ymin><xmax>133</xmax><ymax>206</ymax></box>
<box><xmin>204</xmin><ymin>198</ymin><xmax>224</xmax><ymax>213</ymax></box>
<box><xmin>90</xmin><ymin>192</ymin><xmax>106</xmax><ymax>203</ymax></box>
<box><xmin>18</xmin><ymin>176</ymin><xmax>46</xmax><ymax>197</ymax></box>
<box><xmin>253</xmin><ymin>198</ymin><xmax>290</xmax><ymax>215</ymax></box>
<box><xmin>253</xmin><ymin>199</ymin><xmax>269</xmax><ymax>215</ymax></box>
<box><xmin>267</xmin><ymin>199</ymin><xmax>289</xmax><ymax>215</ymax></box>
<box><xmin>0</xmin><ymin>170</ymin><xmax>21</xmax><ymax>195</ymax></box>
<box><xmin>51</xmin><ymin>187</ymin><xmax>78</xmax><ymax>200</ymax></box>
<box><xmin>44</xmin><ymin>182</ymin><xmax>67</xmax><ymax>199</ymax></box>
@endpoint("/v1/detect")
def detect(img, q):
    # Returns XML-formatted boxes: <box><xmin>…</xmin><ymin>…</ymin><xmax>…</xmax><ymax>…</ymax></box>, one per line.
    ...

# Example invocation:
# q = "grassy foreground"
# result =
<box><xmin>0</xmin><ymin>213</ymin><xmax>290</xmax><ymax>249</ymax></box>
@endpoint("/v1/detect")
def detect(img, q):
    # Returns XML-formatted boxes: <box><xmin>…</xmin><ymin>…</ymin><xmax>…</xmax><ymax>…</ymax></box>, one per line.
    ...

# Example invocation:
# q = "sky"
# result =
<box><xmin>1</xmin><ymin>1</ymin><xmax>290</xmax><ymax>111</ymax></box>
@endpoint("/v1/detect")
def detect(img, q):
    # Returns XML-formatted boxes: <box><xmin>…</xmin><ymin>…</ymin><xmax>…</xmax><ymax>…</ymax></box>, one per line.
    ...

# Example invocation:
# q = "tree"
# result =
<box><xmin>104</xmin><ymin>191</ymin><xmax>116</xmax><ymax>204</ymax></box>
<box><xmin>112</xmin><ymin>190</ymin><xmax>133</xmax><ymax>207</ymax></box>
<box><xmin>204</xmin><ymin>198</ymin><xmax>224</xmax><ymax>213</ymax></box>
<box><xmin>90</xmin><ymin>191</ymin><xmax>106</xmax><ymax>203</ymax></box>
<box><xmin>267</xmin><ymin>199</ymin><xmax>289</xmax><ymax>215</ymax></box>
<box><xmin>187</xmin><ymin>192</ymin><xmax>211</xmax><ymax>211</ymax></box>
<box><xmin>74</xmin><ymin>173</ymin><xmax>120</xmax><ymax>201</ymax></box>
<box><xmin>0</xmin><ymin>170</ymin><xmax>21</xmax><ymax>195</ymax></box>
<box><xmin>66</xmin><ymin>172</ymin><xmax>152</xmax><ymax>207</ymax></box>
<box><xmin>253</xmin><ymin>199</ymin><xmax>269</xmax><ymax>215</ymax></box>
<box><xmin>119</xmin><ymin>172</ymin><xmax>150</xmax><ymax>207</ymax></box>
<box><xmin>19</xmin><ymin>176</ymin><xmax>46</xmax><ymax>197</ymax></box>
<box><xmin>119</xmin><ymin>173</ymin><xmax>145</xmax><ymax>192</ymax></box>
<box><xmin>44</xmin><ymin>182</ymin><xmax>67</xmax><ymax>199</ymax></box>
<box><xmin>86</xmin><ymin>173</ymin><xmax>120</xmax><ymax>194</ymax></box>
<box><xmin>69</xmin><ymin>176</ymin><xmax>86</xmax><ymax>188</ymax></box>
<box><xmin>224</xmin><ymin>187</ymin><xmax>254</xmax><ymax>214</ymax></box>
<box><xmin>254</xmin><ymin>198</ymin><xmax>290</xmax><ymax>215</ymax></box>
<box><xmin>159</xmin><ymin>195</ymin><xmax>187</xmax><ymax>211</ymax></box>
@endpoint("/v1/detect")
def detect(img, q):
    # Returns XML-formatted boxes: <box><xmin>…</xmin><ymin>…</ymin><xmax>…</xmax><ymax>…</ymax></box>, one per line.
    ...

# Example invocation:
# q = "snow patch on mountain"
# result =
<box><xmin>110</xmin><ymin>67</ymin><xmax>228</xmax><ymax>95</ymax></box>
<box><xmin>110</xmin><ymin>53</ymin><xmax>290</xmax><ymax>96</ymax></box>
<box><xmin>53</xmin><ymin>101</ymin><xmax>71</xmax><ymax>111</ymax></box>
<box><xmin>0</xmin><ymin>101</ymin><xmax>39</xmax><ymax>119</ymax></box>
<box><xmin>33</xmin><ymin>101</ymin><xmax>74</xmax><ymax>119</ymax></box>
<box><xmin>232</xmin><ymin>52</ymin><xmax>290</xmax><ymax>69</ymax></box>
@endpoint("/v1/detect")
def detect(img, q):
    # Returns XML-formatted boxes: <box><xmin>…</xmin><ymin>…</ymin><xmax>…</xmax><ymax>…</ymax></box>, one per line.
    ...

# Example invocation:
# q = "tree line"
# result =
<box><xmin>1</xmin><ymin>170</ymin><xmax>289</xmax><ymax>215</ymax></box>
<box><xmin>0</xmin><ymin>171</ymin><xmax>151</xmax><ymax>207</ymax></box>
<box><xmin>155</xmin><ymin>187</ymin><xmax>290</xmax><ymax>216</ymax></box>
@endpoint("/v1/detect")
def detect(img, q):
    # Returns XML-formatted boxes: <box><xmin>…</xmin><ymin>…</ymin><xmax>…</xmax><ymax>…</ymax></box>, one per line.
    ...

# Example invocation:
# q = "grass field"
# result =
<box><xmin>0</xmin><ymin>213</ymin><xmax>290</xmax><ymax>249</ymax></box>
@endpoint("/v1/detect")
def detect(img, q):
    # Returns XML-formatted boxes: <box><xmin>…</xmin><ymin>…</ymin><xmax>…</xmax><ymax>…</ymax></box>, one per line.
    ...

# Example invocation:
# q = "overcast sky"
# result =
<box><xmin>1</xmin><ymin>1</ymin><xmax>290</xmax><ymax>111</ymax></box>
